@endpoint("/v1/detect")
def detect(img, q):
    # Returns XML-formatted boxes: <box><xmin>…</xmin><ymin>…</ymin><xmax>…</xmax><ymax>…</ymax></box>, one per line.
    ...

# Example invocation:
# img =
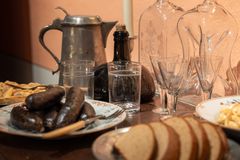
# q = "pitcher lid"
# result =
<box><xmin>61</xmin><ymin>15</ymin><xmax>102</xmax><ymax>26</ymax></box>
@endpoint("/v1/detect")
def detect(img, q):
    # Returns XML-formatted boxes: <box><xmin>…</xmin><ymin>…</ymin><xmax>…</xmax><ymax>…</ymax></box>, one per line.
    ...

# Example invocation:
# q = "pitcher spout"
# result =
<box><xmin>101</xmin><ymin>21</ymin><xmax>118</xmax><ymax>48</ymax></box>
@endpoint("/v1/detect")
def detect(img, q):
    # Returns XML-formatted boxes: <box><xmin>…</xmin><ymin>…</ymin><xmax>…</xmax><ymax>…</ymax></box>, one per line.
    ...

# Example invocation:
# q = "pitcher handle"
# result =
<box><xmin>39</xmin><ymin>18</ymin><xmax>63</xmax><ymax>74</ymax></box>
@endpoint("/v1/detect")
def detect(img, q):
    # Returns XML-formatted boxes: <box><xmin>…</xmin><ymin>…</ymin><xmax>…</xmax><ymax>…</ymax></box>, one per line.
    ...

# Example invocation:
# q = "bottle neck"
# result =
<box><xmin>113</xmin><ymin>30</ymin><xmax>131</xmax><ymax>62</ymax></box>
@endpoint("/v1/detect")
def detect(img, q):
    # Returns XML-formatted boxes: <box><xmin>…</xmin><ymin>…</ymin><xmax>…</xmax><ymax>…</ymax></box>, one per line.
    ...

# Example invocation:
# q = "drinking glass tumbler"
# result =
<box><xmin>108</xmin><ymin>61</ymin><xmax>142</xmax><ymax>115</ymax></box>
<box><xmin>62</xmin><ymin>60</ymin><xmax>95</xmax><ymax>99</ymax></box>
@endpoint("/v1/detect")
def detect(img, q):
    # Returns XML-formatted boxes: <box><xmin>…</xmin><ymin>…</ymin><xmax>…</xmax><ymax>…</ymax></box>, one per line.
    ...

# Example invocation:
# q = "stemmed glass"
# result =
<box><xmin>158</xmin><ymin>57</ymin><xmax>189</xmax><ymax>113</ymax></box>
<box><xmin>193</xmin><ymin>55</ymin><xmax>223</xmax><ymax>100</ymax></box>
<box><xmin>150</xmin><ymin>55</ymin><xmax>169</xmax><ymax>114</ymax></box>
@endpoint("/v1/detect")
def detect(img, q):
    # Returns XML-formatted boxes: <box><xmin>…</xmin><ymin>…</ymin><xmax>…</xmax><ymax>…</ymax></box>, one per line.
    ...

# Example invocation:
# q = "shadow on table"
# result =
<box><xmin>0</xmin><ymin>130</ymin><xmax>112</xmax><ymax>160</ymax></box>
<box><xmin>224</xmin><ymin>128</ymin><xmax>240</xmax><ymax>144</ymax></box>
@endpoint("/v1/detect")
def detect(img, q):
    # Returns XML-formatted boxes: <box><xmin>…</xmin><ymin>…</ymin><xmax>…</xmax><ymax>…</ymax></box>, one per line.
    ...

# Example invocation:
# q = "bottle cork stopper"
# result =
<box><xmin>116</xmin><ymin>24</ymin><xmax>127</xmax><ymax>31</ymax></box>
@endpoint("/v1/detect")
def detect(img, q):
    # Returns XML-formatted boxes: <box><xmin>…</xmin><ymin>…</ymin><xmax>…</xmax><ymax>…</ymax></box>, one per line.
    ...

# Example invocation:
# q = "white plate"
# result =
<box><xmin>92</xmin><ymin>127</ymin><xmax>240</xmax><ymax>160</ymax></box>
<box><xmin>0</xmin><ymin>100</ymin><xmax>126</xmax><ymax>139</ymax></box>
<box><xmin>196</xmin><ymin>95</ymin><xmax>240</xmax><ymax>131</ymax></box>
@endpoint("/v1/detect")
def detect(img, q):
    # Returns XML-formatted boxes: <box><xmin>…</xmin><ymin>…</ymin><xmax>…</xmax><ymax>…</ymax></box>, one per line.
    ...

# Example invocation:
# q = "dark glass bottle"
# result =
<box><xmin>94</xmin><ymin>24</ymin><xmax>155</xmax><ymax>102</ymax></box>
<box><xmin>113</xmin><ymin>25</ymin><xmax>130</xmax><ymax>62</ymax></box>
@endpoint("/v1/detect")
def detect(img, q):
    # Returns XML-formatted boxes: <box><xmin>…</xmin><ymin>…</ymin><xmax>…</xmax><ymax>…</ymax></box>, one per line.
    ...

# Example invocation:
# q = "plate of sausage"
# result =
<box><xmin>0</xmin><ymin>86</ymin><xmax>126</xmax><ymax>139</ymax></box>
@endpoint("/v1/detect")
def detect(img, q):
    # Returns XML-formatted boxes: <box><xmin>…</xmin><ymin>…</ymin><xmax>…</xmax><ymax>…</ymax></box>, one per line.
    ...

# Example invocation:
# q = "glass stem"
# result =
<box><xmin>172</xmin><ymin>94</ymin><xmax>178</xmax><ymax>113</ymax></box>
<box><xmin>202</xmin><ymin>89</ymin><xmax>212</xmax><ymax>101</ymax></box>
<box><xmin>162</xmin><ymin>89</ymin><xmax>168</xmax><ymax>112</ymax></box>
<box><xmin>168</xmin><ymin>93</ymin><xmax>178</xmax><ymax>113</ymax></box>
<box><xmin>209</xmin><ymin>89</ymin><xmax>213</xmax><ymax>99</ymax></box>
<box><xmin>160</xmin><ymin>88</ymin><xmax>167</xmax><ymax>109</ymax></box>
<box><xmin>159</xmin><ymin>86</ymin><xmax>163</xmax><ymax>107</ymax></box>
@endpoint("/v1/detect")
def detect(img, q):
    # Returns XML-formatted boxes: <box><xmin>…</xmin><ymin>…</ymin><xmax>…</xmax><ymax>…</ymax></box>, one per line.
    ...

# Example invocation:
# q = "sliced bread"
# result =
<box><xmin>164</xmin><ymin>117</ymin><xmax>198</xmax><ymax>160</ymax></box>
<box><xmin>149</xmin><ymin>121</ymin><xmax>180</xmax><ymax>160</ymax></box>
<box><xmin>114</xmin><ymin>124</ymin><xmax>155</xmax><ymax>160</ymax></box>
<box><xmin>201</xmin><ymin>122</ymin><xmax>225</xmax><ymax>160</ymax></box>
<box><xmin>215</xmin><ymin>126</ymin><xmax>229</xmax><ymax>154</ymax></box>
<box><xmin>184</xmin><ymin>117</ymin><xmax>210</xmax><ymax>160</ymax></box>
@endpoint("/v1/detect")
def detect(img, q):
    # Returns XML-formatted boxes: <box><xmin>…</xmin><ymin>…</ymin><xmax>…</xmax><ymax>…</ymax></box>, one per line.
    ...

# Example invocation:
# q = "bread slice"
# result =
<box><xmin>201</xmin><ymin>122</ymin><xmax>225</xmax><ymax>160</ymax></box>
<box><xmin>164</xmin><ymin>117</ymin><xmax>198</xmax><ymax>160</ymax></box>
<box><xmin>114</xmin><ymin>124</ymin><xmax>155</xmax><ymax>160</ymax></box>
<box><xmin>149</xmin><ymin>121</ymin><xmax>180</xmax><ymax>160</ymax></box>
<box><xmin>215</xmin><ymin>126</ymin><xmax>229</xmax><ymax>154</ymax></box>
<box><xmin>184</xmin><ymin>117</ymin><xmax>210</xmax><ymax>160</ymax></box>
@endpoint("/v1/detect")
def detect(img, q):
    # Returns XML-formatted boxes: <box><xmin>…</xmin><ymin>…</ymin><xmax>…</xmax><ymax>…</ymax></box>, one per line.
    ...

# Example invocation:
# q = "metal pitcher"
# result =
<box><xmin>39</xmin><ymin>8</ymin><xmax>117</xmax><ymax>84</ymax></box>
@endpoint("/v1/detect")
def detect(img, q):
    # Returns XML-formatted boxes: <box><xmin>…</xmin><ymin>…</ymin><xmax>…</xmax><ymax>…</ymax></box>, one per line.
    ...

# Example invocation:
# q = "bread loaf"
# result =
<box><xmin>140</xmin><ymin>66</ymin><xmax>155</xmax><ymax>102</ymax></box>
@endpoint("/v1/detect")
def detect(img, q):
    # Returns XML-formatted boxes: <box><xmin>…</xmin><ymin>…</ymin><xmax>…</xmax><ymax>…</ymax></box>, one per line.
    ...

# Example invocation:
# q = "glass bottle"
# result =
<box><xmin>113</xmin><ymin>25</ymin><xmax>131</xmax><ymax>62</ymax></box>
<box><xmin>94</xmin><ymin>25</ymin><xmax>130</xmax><ymax>101</ymax></box>
<box><xmin>178</xmin><ymin>0</ymin><xmax>239</xmax><ymax>97</ymax></box>
<box><xmin>94</xmin><ymin>24</ymin><xmax>155</xmax><ymax>102</ymax></box>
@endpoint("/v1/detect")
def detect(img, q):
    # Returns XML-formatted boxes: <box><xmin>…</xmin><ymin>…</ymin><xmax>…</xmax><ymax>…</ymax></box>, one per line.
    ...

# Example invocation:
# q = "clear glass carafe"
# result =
<box><xmin>177</xmin><ymin>0</ymin><xmax>238</xmax><ymax>98</ymax></box>
<box><xmin>139</xmin><ymin>0</ymin><xmax>185</xmax><ymax>68</ymax></box>
<box><xmin>138</xmin><ymin>0</ymin><xmax>185</xmax><ymax>113</ymax></box>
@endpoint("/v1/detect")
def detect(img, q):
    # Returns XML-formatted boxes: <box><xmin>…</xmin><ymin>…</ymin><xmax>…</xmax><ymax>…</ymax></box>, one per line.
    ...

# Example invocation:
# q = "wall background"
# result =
<box><xmin>28</xmin><ymin>0</ymin><xmax>207</xmax><ymax>71</ymax></box>
<box><xmin>28</xmin><ymin>0</ymin><xmax>156</xmax><ymax>71</ymax></box>
<box><xmin>0</xmin><ymin>0</ymin><xmax>239</xmax><ymax>84</ymax></box>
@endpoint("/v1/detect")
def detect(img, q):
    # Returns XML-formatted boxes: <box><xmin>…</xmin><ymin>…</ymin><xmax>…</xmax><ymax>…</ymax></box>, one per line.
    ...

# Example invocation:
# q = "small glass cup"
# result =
<box><xmin>158</xmin><ymin>57</ymin><xmax>189</xmax><ymax>113</ymax></box>
<box><xmin>62</xmin><ymin>60</ymin><xmax>95</xmax><ymax>99</ymax></box>
<box><xmin>193</xmin><ymin>55</ymin><xmax>223</xmax><ymax>101</ymax></box>
<box><xmin>108</xmin><ymin>61</ymin><xmax>142</xmax><ymax>115</ymax></box>
<box><xmin>149</xmin><ymin>55</ymin><xmax>169</xmax><ymax>115</ymax></box>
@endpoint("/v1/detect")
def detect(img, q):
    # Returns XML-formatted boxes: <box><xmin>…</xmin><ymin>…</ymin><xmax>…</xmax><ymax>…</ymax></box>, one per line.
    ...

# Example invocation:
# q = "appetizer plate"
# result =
<box><xmin>0</xmin><ymin>100</ymin><xmax>126</xmax><ymax>139</ymax></box>
<box><xmin>0</xmin><ymin>81</ymin><xmax>47</xmax><ymax>106</ymax></box>
<box><xmin>92</xmin><ymin>127</ymin><xmax>240</xmax><ymax>160</ymax></box>
<box><xmin>196</xmin><ymin>96</ymin><xmax>240</xmax><ymax>129</ymax></box>
<box><xmin>196</xmin><ymin>95</ymin><xmax>240</xmax><ymax>141</ymax></box>
<box><xmin>0</xmin><ymin>96</ymin><xmax>26</xmax><ymax>106</ymax></box>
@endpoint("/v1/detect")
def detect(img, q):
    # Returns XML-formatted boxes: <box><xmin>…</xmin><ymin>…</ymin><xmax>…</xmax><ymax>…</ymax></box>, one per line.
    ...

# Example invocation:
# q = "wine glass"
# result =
<box><xmin>158</xmin><ymin>57</ymin><xmax>189</xmax><ymax>113</ymax></box>
<box><xmin>193</xmin><ymin>55</ymin><xmax>223</xmax><ymax>100</ymax></box>
<box><xmin>150</xmin><ymin>55</ymin><xmax>170</xmax><ymax>114</ymax></box>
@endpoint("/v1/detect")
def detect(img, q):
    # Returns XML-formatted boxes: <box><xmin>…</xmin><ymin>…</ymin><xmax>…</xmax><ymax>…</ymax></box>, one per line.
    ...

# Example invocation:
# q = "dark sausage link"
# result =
<box><xmin>10</xmin><ymin>106</ymin><xmax>44</xmax><ymax>133</ymax></box>
<box><xmin>78</xmin><ymin>102</ymin><xmax>96</xmax><ymax>120</ymax></box>
<box><xmin>43</xmin><ymin>102</ymin><xmax>63</xmax><ymax>131</ymax></box>
<box><xmin>25</xmin><ymin>86</ymin><xmax>65</xmax><ymax>111</ymax></box>
<box><xmin>55</xmin><ymin>87</ymin><xmax>85</xmax><ymax>128</ymax></box>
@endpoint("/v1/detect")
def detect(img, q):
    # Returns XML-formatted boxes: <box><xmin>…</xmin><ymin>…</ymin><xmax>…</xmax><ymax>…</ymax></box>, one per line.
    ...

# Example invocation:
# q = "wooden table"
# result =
<box><xmin>0</xmin><ymin>97</ymin><xmax>214</xmax><ymax>160</ymax></box>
